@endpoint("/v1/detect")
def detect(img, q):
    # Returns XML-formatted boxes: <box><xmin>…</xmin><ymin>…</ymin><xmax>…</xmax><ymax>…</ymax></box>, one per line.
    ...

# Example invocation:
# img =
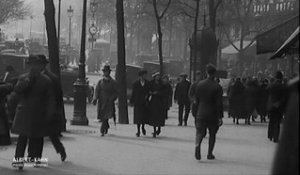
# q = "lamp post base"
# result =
<box><xmin>71</xmin><ymin>79</ymin><xmax>89</xmax><ymax>126</ymax></box>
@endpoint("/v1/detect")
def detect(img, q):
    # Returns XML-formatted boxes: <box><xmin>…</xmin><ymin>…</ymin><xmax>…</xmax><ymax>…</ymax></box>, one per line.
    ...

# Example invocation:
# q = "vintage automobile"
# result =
<box><xmin>0</xmin><ymin>53</ymin><xmax>94</xmax><ymax>102</ymax></box>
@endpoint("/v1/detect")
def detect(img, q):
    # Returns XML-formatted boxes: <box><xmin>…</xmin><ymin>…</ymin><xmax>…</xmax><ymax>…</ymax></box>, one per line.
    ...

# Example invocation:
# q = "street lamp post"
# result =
<box><xmin>89</xmin><ymin>0</ymin><xmax>98</xmax><ymax>71</ymax></box>
<box><xmin>67</xmin><ymin>5</ymin><xmax>74</xmax><ymax>47</ymax></box>
<box><xmin>71</xmin><ymin>0</ymin><xmax>89</xmax><ymax>126</ymax></box>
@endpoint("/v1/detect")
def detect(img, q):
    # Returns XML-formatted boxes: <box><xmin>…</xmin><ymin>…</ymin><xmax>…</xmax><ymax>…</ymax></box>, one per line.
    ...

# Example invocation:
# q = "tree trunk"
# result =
<box><xmin>44</xmin><ymin>0</ymin><xmax>66</xmax><ymax>131</ymax></box>
<box><xmin>168</xmin><ymin>17</ymin><xmax>173</xmax><ymax>57</ymax></box>
<box><xmin>209</xmin><ymin>0</ymin><xmax>217</xmax><ymax>32</ymax></box>
<box><xmin>153</xmin><ymin>0</ymin><xmax>164</xmax><ymax>75</ymax></box>
<box><xmin>116</xmin><ymin>0</ymin><xmax>129</xmax><ymax>124</ymax></box>
<box><xmin>192</xmin><ymin>0</ymin><xmax>200</xmax><ymax>82</ymax></box>
<box><xmin>44</xmin><ymin>0</ymin><xmax>60</xmax><ymax>76</ymax></box>
<box><xmin>157</xmin><ymin>21</ymin><xmax>164</xmax><ymax>75</ymax></box>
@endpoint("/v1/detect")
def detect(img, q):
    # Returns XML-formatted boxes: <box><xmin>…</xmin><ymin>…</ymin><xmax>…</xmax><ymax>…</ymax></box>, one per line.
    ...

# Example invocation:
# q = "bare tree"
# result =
<box><xmin>0</xmin><ymin>0</ymin><xmax>30</xmax><ymax>25</ymax></box>
<box><xmin>44</xmin><ymin>0</ymin><xmax>66</xmax><ymax>131</ymax></box>
<box><xmin>208</xmin><ymin>0</ymin><xmax>223</xmax><ymax>32</ymax></box>
<box><xmin>152</xmin><ymin>0</ymin><xmax>172</xmax><ymax>75</ymax></box>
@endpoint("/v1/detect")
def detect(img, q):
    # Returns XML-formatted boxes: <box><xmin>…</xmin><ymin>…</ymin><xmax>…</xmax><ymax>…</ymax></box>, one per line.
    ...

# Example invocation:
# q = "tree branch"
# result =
<box><xmin>159</xmin><ymin>0</ymin><xmax>172</xmax><ymax>19</ymax></box>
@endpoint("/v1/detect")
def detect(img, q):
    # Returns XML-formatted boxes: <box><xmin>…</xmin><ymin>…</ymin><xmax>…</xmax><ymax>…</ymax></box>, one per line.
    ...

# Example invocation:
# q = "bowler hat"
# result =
<box><xmin>102</xmin><ymin>65</ymin><xmax>111</xmax><ymax>72</ymax></box>
<box><xmin>138</xmin><ymin>70</ymin><xmax>147</xmax><ymax>76</ymax></box>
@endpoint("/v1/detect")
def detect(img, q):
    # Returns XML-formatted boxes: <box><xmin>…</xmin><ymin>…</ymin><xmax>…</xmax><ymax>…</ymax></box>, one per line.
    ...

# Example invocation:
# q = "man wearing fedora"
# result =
<box><xmin>174</xmin><ymin>73</ymin><xmax>191</xmax><ymax>126</ymax></box>
<box><xmin>34</xmin><ymin>54</ymin><xmax>67</xmax><ymax>162</ymax></box>
<box><xmin>11</xmin><ymin>55</ymin><xmax>54</xmax><ymax>169</ymax></box>
<box><xmin>93</xmin><ymin>65</ymin><xmax>118</xmax><ymax>136</ymax></box>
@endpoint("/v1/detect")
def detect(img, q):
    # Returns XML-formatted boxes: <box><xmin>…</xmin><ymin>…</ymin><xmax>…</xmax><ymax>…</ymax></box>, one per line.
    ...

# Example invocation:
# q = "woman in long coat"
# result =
<box><xmin>229</xmin><ymin>78</ymin><xmax>245</xmax><ymax>124</ymax></box>
<box><xmin>256</xmin><ymin>79</ymin><xmax>269</xmax><ymax>122</ymax></box>
<box><xmin>0</xmin><ymin>82</ymin><xmax>13</xmax><ymax>145</ymax></box>
<box><xmin>130</xmin><ymin>70</ymin><xmax>150</xmax><ymax>137</ymax></box>
<box><xmin>93</xmin><ymin>65</ymin><xmax>118</xmax><ymax>136</ymax></box>
<box><xmin>243</xmin><ymin>79</ymin><xmax>259</xmax><ymax>124</ymax></box>
<box><xmin>147</xmin><ymin>72</ymin><xmax>165</xmax><ymax>138</ymax></box>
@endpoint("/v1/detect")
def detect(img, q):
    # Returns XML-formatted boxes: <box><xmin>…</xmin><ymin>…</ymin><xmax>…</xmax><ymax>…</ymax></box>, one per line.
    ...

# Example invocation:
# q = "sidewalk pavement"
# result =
<box><xmin>0</xmin><ymin>104</ymin><xmax>277</xmax><ymax>175</ymax></box>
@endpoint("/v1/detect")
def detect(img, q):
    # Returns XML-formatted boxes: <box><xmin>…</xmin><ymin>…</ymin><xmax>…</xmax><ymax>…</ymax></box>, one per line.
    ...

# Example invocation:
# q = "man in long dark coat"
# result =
<box><xmin>130</xmin><ymin>70</ymin><xmax>150</xmax><ymax>137</ymax></box>
<box><xmin>256</xmin><ymin>79</ymin><xmax>269</xmax><ymax>123</ymax></box>
<box><xmin>148</xmin><ymin>72</ymin><xmax>165</xmax><ymax>138</ymax></box>
<box><xmin>243</xmin><ymin>79</ymin><xmax>258</xmax><ymax>125</ymax></box>
<box><xmin>34</xmin><ymin>55</ymin><xmax>66</xmax><ymax>162</ymax></box>
<box><xmin>11</xmin><ymin>55</ymin><xmax>54</xmax><ymax>169</ymax></box>
<box><xmin>93</xmin><ymin>65</ymin><xmax>118</xmax><ymax>136</ymax></box>
<box><xmin>267</xmin><ymin>71</ymin><xmax>287</xmax><ymax>143</ymax></box>
<box><xmin>194</xmin><ymin>64</ymin><xmax>223</xmax><ymax>160</ymax></box>
<box><xmin>229</xmin><ymin>78</ymin><xmax>245</xmax><ymax>124</ymax></box>
<box><xmin>174</xmin><ymin>73</ymin><xmax>191</xmax><ymax>126</ymax></box>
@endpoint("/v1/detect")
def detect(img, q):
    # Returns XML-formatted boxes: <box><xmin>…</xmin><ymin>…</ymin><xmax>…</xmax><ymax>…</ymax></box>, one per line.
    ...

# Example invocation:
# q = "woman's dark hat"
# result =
<box><xmin>138</xmin><ymin>70</ymin><xmax>147</xmax><ymax>76</ymax></box>
<box><xmin>102</xmin><ymin>65</ymin><xmax>111</xmax><ymax>72</ymax></box>
<box><xmin>26</xmin><ymin>54</ymin><xmax>46</xmax><ymax>64</ymax></box>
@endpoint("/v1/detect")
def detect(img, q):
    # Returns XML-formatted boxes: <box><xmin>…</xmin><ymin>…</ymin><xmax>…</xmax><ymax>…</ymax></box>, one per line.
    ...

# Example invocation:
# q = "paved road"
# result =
<box><xmin>0</xmin><ymin>104</ymin><xmax>277</xmax><ymax>175</ymax></box>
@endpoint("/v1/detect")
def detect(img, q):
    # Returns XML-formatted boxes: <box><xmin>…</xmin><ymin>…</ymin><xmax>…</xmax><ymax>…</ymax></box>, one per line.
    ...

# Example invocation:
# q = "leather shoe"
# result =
<box><xmin>60</xmin><ymin>150</ymin><xmax>67</xmax><ymax>162</ymax></box>
<box><xmin>136</xmin><ymin>132</ymin><xmax>140</xmax><ymax>137</ymax></box>
<box><xmin>207</xmin><ymin>154</ymin><xmax>215</xmax><ymax>160</ymax></box>
<box><xmin>142</xmin><ymin>128</ymin><xmax>146</xmax><ymax>135</ymax></box>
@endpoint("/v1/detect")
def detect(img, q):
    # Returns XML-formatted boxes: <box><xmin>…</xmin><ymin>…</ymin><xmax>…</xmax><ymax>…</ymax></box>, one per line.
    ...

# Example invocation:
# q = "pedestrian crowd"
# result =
<box><xmin>227</xmin><ymin>71</ymin><xmax>290</xmax><ymax>143</ymax></box>
<box><xmin>0</xmin><ymin>54</ymin><xmax>296</xmax><ymax>171</ymax></box>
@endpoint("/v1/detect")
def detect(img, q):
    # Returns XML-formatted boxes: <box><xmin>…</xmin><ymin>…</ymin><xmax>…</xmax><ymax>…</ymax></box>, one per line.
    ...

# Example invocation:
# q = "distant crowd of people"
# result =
<box><xmin>227</xmin><ymin>72</ymin><xmax>292</xmax><ymax>143</ymax></box>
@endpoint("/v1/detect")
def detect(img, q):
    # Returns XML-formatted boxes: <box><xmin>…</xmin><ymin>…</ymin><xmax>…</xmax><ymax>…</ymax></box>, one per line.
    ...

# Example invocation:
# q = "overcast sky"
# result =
<box><xmin>2</xmin><ymin>0</ymin><xmax>83</xmax><ymax>39</ymax></box>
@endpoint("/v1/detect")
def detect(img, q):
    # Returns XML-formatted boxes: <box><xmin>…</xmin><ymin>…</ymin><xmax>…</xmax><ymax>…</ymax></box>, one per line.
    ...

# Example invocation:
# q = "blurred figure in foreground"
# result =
<box><xmin>272</xmin><ymin>76</ymin><xmax>298</xmax><ymax>175</ymax></box>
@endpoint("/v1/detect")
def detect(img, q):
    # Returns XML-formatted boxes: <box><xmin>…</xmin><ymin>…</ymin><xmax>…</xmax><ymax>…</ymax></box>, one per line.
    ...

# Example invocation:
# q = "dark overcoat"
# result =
<box><xmin>244</xmin><ymin>82</ymin><xmax>258</xmax><ymax>117</ymax></box>
<box><xmin>0</xmin><ymin>83</ymin><xmax>13</xmax><ymax>145</ymax></box>
<box><xmin>174</xmin><ymin>80</ymin><xmax>191</xmax><ymax>105</ymax></box>
<box><xmin>11</xmin><ymin>72</ymin><xmax>53</xmax><ymax>138</ymax></box>
<box><xmin>195</xmin><ymin>78</ymin><xmax>223</xmax><ymax>123</ymax></box>
<box><xmin>130</xmin><ymin>80</ymin><xmax>150</xmax><ymax>124</ymax></box>
<box><xmin>43</xmin><ymin>70</ymin><xmax>65</xmax><ymax>135</ymax></box>
<box><xmin>256</xmin><ymin>83</ymin><xmax>269</xmax><ymax>117</ymax></box>
<box><xmin>147</xmin><ymin>80</ymin><xmax>165</xmax><ymax>127</ymax></box>
<box><xmin>94</xmin><ymin>76</ymin><xmax>118</xmax><ymax>120</ymax></box>
<box><xmin>267</xmin><ymin>80</ymin><xmax>288</xmax><ymax>117</ymax></box>
<box><xmin>229</xmin><ymin>81</ymin><xmax>245</xmax><ymax>119</ymax></box>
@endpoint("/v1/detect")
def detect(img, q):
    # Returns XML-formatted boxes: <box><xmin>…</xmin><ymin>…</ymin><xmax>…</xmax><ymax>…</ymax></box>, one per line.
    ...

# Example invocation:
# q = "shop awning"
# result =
<box><xmin>256</xmin><ymin>15</ymin><xmax>299</xmax><ymax>54</ymax></box>
<box><xmin>270</xmin><ymin>27</ymin><xmax>299</xmax><ymax>60</ymax></box>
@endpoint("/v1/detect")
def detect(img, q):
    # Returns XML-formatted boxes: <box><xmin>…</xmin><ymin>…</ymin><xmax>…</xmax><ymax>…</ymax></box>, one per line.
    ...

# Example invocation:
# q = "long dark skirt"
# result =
<box><xmin>133</xmin><ymin>105</ymin><xmax>148</xmax><ymax>124</ymax></box>
<box><xmin>147</xmin><ymin>97</ymin><xmax>165</xmax><ymax>127</ymax></box>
